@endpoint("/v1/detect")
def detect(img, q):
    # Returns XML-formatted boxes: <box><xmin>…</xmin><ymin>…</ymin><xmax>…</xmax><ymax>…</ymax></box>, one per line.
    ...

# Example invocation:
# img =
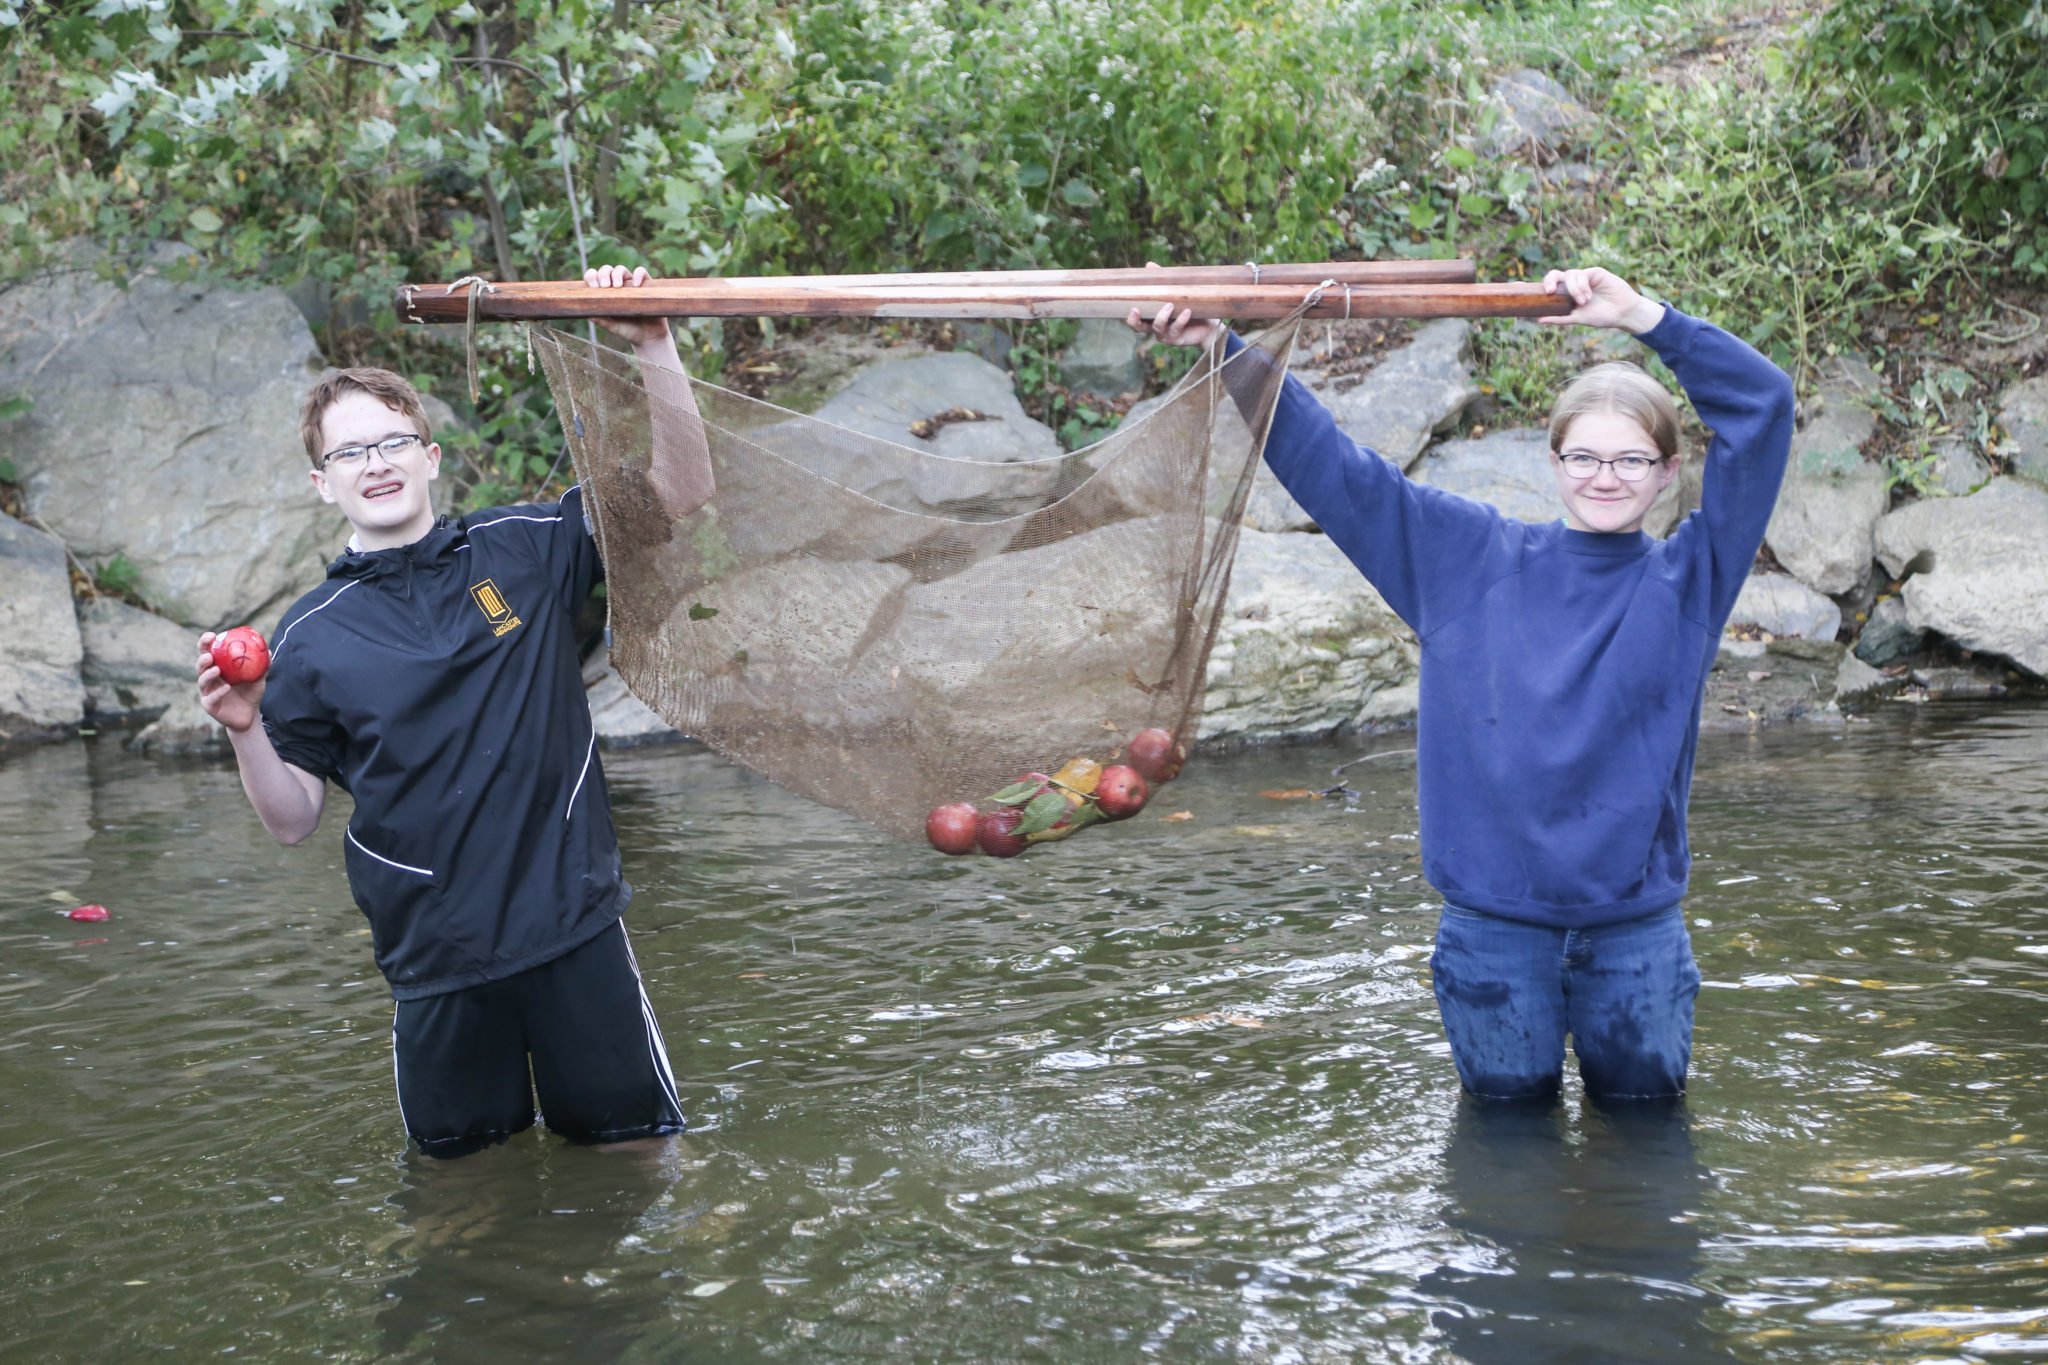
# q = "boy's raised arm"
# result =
<box><xmin>196</xmin><ymin>632</ymin><xmax>326</xmax><ymax>844</ymax></box>
<box><xmin>586</xmin><ymin>265</ymin><xmax>714</xmax><ymax>519</ymax></box>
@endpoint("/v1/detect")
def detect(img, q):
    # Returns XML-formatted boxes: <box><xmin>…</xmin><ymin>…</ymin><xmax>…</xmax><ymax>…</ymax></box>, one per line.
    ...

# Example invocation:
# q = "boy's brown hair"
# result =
<box><xmin>299</xmin><ymin>368</ymin><xmax>432</xmax><ymax>467</ymax></box>
<box><xmin>1547</xmin><ymin>362</ymin><xmax>1681</xmax><ymax>459</ymax></box>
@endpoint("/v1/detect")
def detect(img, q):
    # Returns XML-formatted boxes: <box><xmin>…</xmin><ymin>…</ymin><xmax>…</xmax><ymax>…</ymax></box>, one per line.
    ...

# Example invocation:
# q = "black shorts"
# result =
<box><xmin>390</xmin><ymin>919</ymin><xmax>684</xmax><ymax>1158</ymax></box>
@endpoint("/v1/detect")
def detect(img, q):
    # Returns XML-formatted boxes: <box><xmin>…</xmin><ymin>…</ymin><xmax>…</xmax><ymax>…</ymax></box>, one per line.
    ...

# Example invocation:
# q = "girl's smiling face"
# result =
<box><xmin>1550</xmin><ymin>409</ymin><xmax>1678</xmax><ymax>535</ymax></box>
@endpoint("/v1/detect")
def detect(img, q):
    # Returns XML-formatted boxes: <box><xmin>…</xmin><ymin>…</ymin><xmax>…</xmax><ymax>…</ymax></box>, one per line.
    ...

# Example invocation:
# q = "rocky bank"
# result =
<box><xmin>2</xmin><ymin>248</ymin><xmax>2044</xmax><ymax>760</ymax></box>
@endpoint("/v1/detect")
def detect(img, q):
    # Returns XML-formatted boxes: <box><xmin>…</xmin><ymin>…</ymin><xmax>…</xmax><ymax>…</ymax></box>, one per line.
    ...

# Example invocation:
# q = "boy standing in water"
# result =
<box><xmin>196</xmin><ymin>265</ymin><xmax>712</xmax><ymax>1155</ymax></box>
<box><xmin>1134</xmin><ymin>266</ymin><xmax>1794</xmax><ymax>1102</ymax></box>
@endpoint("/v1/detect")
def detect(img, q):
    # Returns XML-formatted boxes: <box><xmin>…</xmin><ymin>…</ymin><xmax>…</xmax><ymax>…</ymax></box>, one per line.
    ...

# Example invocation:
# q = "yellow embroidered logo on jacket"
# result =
<box><xmin>470</xmin><ymin>579</ymin><xmax>524</xmax><ymax>637</ymax></box>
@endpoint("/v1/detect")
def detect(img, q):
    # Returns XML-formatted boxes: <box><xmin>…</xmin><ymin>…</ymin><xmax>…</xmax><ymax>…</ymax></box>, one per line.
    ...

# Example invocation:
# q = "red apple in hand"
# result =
<box><xmin>210</xmin><ymin>626</ymin><xmax>271</xmax><ymax>685</ymax></box>
<box><xmin>1126</xmin><ymin>727</ymin><xmax>1183</xmax><ymax>783</ymax></box>
<box><xmin>977</xmin><ymin>806</ymin><xmax>1028</xmax><ymax>857</ymax></box>
<box><xmin>1095</xmin><ymin>765</ymin><xmax>1149</xmax><ymax>819</ymax></box>
<box><xmin>926</xmin><ymin>802</ymin><xmax>981</xmax><ymax>855</ymax></box>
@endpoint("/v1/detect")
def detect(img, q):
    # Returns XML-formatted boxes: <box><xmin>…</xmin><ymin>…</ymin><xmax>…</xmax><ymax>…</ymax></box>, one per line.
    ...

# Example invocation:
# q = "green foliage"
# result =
<box><xmin>1804</xmin><ymin>0</ymin><xmax>2048</xmax><ymax>276</ymax></box>
<box><xmin>779</xmin><ymin>0</ymin><xmax>1362</xmax><ymax>272</ymax></box>
<box><xmin>95</xmin><ymin>551</ymin><xmax>144</xmax><ymax>600</ymax></box>
<box><xmin>1592</xmin><ymin>2</ymin><xmax>2039</xmax><ymax>381</ymax></box>
<box><xmin>1004</xmin><ymin>321</ymin><xmax>1120</xmax><ymax>451</ymax></box>
<box><xmin>1867</xmin><ymin>360</ymin><xmax>1995</xmax><ymax>495</ymax></box>
<box><xmin>0</xmin><ymin>0</ymin><xmax>2037</xmax><ymax>498</ymax></box>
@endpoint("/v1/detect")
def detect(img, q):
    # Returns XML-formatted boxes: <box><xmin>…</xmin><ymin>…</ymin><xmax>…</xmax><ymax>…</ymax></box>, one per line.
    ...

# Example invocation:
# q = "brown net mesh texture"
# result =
<box><xmin>534</xmin><ymin>318</ymin><xmax>1301</xmax><ymax>839</ymax></box>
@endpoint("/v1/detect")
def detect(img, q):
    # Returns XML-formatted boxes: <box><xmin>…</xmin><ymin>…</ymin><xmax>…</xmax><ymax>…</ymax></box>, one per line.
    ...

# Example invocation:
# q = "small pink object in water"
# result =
<box><xmin>68</xmin><ymin>905</ymin><xmax>110</xmax><ymax>923</ymax></box>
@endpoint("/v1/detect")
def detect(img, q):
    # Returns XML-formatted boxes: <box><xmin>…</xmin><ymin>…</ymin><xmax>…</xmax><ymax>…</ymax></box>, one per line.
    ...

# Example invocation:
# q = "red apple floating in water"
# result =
<box><xmin>925</xmin><ymin>802</ymin><xmax>981</xmax><ymax>855</ymax></box>
<box><xmin>1095</xmin><ymin>765</ymin><xmax>1149</xmax><ymax>819</ymax></box>
<box><xmin>210</xmin><ymin>626</ymin><xmax>271</xmax><ymax>685</ymax></box>
<box><xmin>68</xmin><ymin>904</ymin><xmax>110</xmax><ymax>923</ymax></box>
<box><xmin>1125</xmin><ymin>727</ymin><xmax>1183</xmax><ymax>783</ymax></box>
<box><xmin>977</xmin><ymin>806</ymin><xmax>1028</xmax><ymax>858</ymax></box>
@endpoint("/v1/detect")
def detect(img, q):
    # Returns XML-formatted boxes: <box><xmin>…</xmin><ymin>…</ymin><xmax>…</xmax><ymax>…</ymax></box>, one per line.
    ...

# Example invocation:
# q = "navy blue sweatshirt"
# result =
<box><xmin>1253</xmin><ymin>308</ymin><xmax>1794</xmax><ymax>926</ymax></box>
<box><xmin>260</xmin><ymin>485</ymin><xmax>628</xmax><ymax>998</ymax></box>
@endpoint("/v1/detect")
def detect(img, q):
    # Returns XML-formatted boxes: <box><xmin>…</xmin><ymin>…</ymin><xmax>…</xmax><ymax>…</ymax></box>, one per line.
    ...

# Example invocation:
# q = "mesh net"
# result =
<box><xmin>533</xmin><ymin>316</ymin><xmax>1301</xmax><ymax>840</ymax></box>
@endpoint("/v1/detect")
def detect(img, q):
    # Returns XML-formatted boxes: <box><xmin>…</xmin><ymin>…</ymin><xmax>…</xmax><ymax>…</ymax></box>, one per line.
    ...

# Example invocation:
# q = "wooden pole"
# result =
<box><xmin>398</xmin><ymin>273</ymin><xmax>1563</xmax><ymax>325</ymax></box>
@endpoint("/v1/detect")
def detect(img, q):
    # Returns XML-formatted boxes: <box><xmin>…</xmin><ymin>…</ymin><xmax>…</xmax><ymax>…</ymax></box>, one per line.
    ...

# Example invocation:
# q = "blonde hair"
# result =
<box><xmin>1547</xmin><ymin>362</ymin><xmax>1679</xmax><ymax>459</ymax></box>
<box><xmin>300</xmin><ymin>368</ymin><xmax>432</xmax><ymax>467</ymax></box>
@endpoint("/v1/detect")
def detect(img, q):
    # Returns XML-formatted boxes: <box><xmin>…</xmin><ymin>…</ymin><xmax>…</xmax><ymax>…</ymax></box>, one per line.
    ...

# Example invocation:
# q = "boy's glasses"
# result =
<box><xmin>321</xmin><ymin>432</ymin><xmax>424</xmax><ymax>471</ymax></box>
<box><xmin>1557</xmin><ymin>452</ymin><xmax>1665</xmax><ymax>482</ymax></box>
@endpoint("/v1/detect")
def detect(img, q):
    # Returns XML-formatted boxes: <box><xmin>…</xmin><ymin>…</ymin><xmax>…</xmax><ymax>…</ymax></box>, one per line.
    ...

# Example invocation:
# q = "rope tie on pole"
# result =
<box><xmin>447</xmin><ymin>276</ymin><xmax>493</xmax><ymax>402</ymax></box>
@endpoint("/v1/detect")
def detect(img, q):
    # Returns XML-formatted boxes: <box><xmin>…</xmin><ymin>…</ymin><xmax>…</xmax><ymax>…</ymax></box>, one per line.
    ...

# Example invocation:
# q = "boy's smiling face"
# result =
<box><xmin>1549</xmin><ymin>409</ymin><xmax>1678</xmax><ymax>536</ymax></box>
<box><xmin>309</xmin><ymin>390</ymin><xmax>442</xmax><ymax>551</ymax></box>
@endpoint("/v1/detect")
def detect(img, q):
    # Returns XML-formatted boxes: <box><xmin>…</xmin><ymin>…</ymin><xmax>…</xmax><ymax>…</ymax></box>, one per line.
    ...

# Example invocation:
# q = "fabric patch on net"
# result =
<box><xmin>533</xmin><ymin>319</ymin><xmax>1301</xmax><ymax>839</ymax></box>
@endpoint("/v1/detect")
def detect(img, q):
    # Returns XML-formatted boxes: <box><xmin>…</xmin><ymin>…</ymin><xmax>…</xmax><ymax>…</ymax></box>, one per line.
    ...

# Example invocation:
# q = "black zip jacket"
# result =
<box><xmin>260</xmin><ymin>486</ymin><xmax>627</xmax><ymax>1000</ymax></box>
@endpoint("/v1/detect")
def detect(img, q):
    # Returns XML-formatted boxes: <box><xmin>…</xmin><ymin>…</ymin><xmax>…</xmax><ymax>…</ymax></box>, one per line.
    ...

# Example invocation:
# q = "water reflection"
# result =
<box><xmin>375</xmin><ymin>1137</ymin><xmax>682</xmax><ymax>1363</ymax></box>
<box><xmin>1427</xmin><ymin>1098</ymin><xmax>1722</xmax><ymax>1363</ymax></box>
<box><xmin>3</xmin><ymin>705</ymin><xmax>2046</xmax><ymax>1361</ymax></box>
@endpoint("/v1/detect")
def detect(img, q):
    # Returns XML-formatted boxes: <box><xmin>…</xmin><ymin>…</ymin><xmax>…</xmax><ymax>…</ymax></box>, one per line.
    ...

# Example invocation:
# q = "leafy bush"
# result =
<box><xmin>0</xmin><ymin>0</ymin><xmax>2036</xmax><ymax>503</ymax></box>
<box><xmin>1803</xmin><ymin>0</ymin><xmax>2048</xmax><ymax>276</ymax></box>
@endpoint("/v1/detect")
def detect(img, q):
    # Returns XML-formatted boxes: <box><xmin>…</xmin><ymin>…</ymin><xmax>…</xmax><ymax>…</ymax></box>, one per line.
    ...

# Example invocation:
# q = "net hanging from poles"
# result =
<box><xmin>529</xmin><ymin>314</ymin><xmax>1301</xmax><ymax>841</ymax></box>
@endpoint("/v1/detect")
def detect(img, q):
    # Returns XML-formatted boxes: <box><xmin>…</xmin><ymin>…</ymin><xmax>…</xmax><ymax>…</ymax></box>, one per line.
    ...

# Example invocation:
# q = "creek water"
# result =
<box><xmin>3</xmin><ymin>702</ymin><xmax>2045</xmax><ymax>1363</ymax></box>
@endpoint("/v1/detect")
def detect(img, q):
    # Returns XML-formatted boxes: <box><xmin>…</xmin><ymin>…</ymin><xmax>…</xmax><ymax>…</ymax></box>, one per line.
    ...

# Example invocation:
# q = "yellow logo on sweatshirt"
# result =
<box><xmin>470</xmin><ymin>579</ymin><xmax>523</xmax><ymax>637</ymax></box>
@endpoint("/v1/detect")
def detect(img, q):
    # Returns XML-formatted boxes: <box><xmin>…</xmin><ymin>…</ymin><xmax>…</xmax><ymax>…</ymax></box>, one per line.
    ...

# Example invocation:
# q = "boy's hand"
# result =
<box><xmin>1124</xmin><ymin>261</ymin><xmax>1219</xmax><ymax>349</ymax></box>
<box><xmin>196</xmin><ymin>631</ymin><xmax>263</xmax><ymax>732</ymax></box>
<box><xmin>1539</xmin><ymin>266</ymin><xmax>1665</xmax><ymax>335</ymax></box>
<box><xmin>586</xmin><ymin>264</ymin><xmax>672</xmax><ymax>347</ymax></box>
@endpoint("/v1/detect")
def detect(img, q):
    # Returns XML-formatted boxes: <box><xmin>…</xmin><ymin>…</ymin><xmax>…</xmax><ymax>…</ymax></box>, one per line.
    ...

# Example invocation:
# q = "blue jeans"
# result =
<box><xmin>1429</xmin><ymin>903</ymin><xmax>1702</xmax><ymax>1102</ymax></box>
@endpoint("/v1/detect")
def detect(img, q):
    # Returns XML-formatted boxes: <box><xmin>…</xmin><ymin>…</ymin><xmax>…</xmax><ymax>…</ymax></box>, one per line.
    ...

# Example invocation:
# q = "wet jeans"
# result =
<box><xmin>1429</xmin><ymin>903</ymin><xmax>1702</xmax><ymax>1101</ymax></box>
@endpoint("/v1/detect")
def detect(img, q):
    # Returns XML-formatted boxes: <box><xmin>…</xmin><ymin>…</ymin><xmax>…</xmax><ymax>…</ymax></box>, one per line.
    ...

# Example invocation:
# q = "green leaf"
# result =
<box><xmin>687</xmin><ymin>603</ymin><xmax>719</xmax><ymax>621</ymax></box>
<box><xmin>987</xmin><ymin>781</ymin><xmax>1040</xmax><ymax>805</ymax></box>
<box><xmin>1443</xmin><ymin>145</ymin><xmax>1478</xmax><ymax>171</ymax></box>
<box><xmin>1014</xmin><ymin>789</ymin><xmax>1072</xmax><ymax>837</ymax></box>
<box><xmin>188</xmin><ymin>206</ymin><xmax>223</xmax><ymax>233</ymax></box>
<box><xmin>0</xmin><ymin>395</ymin><xmax>29</xmax><ymax>422</ymax></box>
<box><xmin>1457</xmin><ymin>193</ymin><xmax>1498</xmax><ymax>218</ymax></box>
<box><xmin>1015</xmin><ymin>163</ymin><xmax>1049</xmax><ymax>188</ymax></box>
<box><xmin>1059</xmin><ymin>178</ymin><xmax>1100</xmax><ymax>207</ymax></box>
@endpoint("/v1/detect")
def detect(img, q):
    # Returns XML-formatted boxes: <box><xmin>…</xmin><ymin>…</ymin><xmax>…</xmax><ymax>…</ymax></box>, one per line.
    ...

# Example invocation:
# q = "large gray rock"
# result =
<box><xmin>1725</xmin><ymin>572</ymin><xmax>1841</xmax><ymax>642</ymax></box>
<box><xmin>129</xmin><ymin>692</ymin><xmax>227</xmax><ymax>756</ymax></box>
<box><xmin>697</xmin><ymin>350</ymin><xmax>1067</xmax><ymax>563</ymax></box>
<box><xmin>1998</xmin><ymin>376</ymin><xmax>2048</xmax><ymax>485</ymax></box>
<box><xmin>807</xmin><ymin>349</ymin><xmax>1060</xmax><ymax>481</ymax></box>
<box><xmin>1852</xmin><ymin>595</ymin><xmax>1925</xmax><ymax>666</ymax></box>
<box><xmin>1832</xmin><ymin>652</ymin><xmax>1901</xmax><ymax>708</ymax></box>
<box><xmin>1059</xmin><ymin>319</ymin><xmax>1144</xmax><ymax>402</ymax></box>
<box><xmin>78</xmin><ymin>596</ymin><xmax>196</xmax><ymax>727</ymax></box>
<box><xmin>1873</xmin><ymin>477</ymin><xmax>2048</xmax><ymax>677</ymax></box>
<box><xmin>1412</xmin><ymin>428</ymin><xmax>1558</xmax><ymax>522</ymax></box>
<box><xmin>0</xmin><ymin>245</ymin><xmax>338</xmax><ymax>628</ymax></box>
<box><xmin>1201</xmin><ymin>527</ymin><xmax>1418</xmax><ymax>744</ymax></box>
<box><xmin>1315</xmin><ymin>319</ymin><xmax>1479</xmax><ymax>473</ymax></box>
<box><xmin>1483</xmin><ymin>68</ymin><xmax>1588</xmax><ymax>159</ymax></box>
<box><xmin>655</xmin><ymin>556</ymin><xmax>915</xmax><ymax>736</ymax></box>
<box><xmin>0</xmin><ymin>513</ymin><xmax>86</xmax><ymax>741</ymax></box>
<box><xmin>1244</xmin><ymin>320</ymin><xmax>1481</xmax><ymax>533</ymax></box>
<box><xmin>1927</xmin><ymin>437</ymin><xmax>1994</xmax><ymax>497</ymax></box>
<box><xmin>1098</xmin><ymin>368</ymin><xmax>1263</xmax><ymax>526</ymax></box>
<box><xmin>1764</xmin><ymin>356</ymin><xmax>1888</xmax><ymax>594</ymax></box>
<box><xmin>582</xmin><ymin>643</ymin><xmax>685</xmax><ymax>748</ymax></box>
